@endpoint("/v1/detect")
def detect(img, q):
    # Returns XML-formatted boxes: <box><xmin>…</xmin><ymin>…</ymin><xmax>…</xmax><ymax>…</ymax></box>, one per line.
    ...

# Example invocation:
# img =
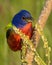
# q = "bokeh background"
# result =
<box><xmin>0</xmin><ymin>0</ymin><xmax>52</xmax><ymax>65</ymax></box>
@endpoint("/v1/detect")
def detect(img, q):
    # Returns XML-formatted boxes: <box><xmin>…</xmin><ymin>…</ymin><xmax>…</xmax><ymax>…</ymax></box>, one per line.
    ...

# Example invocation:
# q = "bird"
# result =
<box><xmin>6</xmin><ymin>10</ymin><xmax>34</xmax><ymax>51</ymax></box>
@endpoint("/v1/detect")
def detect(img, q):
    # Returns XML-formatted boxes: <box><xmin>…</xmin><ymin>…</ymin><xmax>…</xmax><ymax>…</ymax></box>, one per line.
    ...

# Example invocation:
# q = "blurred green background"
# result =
<box><xmin>0</xmin><ymin>0</ymin><xmax>52</xmax><ymax>65</ymax></box>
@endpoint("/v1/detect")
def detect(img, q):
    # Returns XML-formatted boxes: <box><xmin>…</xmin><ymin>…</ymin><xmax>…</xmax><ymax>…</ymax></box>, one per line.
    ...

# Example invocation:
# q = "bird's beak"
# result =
<box><xmin>26</xmin><ymin>17</ymin><xmax>34</xmax><ymax>23</ymax></box>
<box><xmin>27</xmin><ymin>20</ymin><xmax>32</xmax><ymax>23</ymax></box>
<box><xmin>30</xmin><ymin>17</ymin><xmax>34</xmax><ymax>21</ymax></box>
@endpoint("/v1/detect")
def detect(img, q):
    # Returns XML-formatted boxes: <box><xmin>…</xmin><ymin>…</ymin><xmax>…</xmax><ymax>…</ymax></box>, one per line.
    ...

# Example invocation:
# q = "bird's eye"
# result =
<box><xmin>22</xmin><ymin>16</ymin><xmax>25</xmax><ymax>20</ymax></box>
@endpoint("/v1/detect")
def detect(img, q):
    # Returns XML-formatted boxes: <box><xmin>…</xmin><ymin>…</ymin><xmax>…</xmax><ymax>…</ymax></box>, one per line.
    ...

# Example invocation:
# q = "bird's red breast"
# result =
<box><xmin>7</xmin><ymin>22</ymin><xmax>33</xmax><ymax>51</ymax></box>
<box><xmin>21</xmin><ymin>22</ymin><xmax>33</xmax><ymax>38</ymax></box>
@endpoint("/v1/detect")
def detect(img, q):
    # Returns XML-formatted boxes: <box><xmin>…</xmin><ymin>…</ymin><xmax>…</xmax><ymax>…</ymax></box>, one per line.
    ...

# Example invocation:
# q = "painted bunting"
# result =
<box><xmin>6</xmin><ymin>10</ymin><xmax>34</xmax><ymax>51</ymax></box>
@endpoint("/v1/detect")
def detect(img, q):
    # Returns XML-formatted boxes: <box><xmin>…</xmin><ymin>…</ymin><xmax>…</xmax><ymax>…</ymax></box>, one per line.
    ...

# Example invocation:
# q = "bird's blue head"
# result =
<box><xmin>12</xmin><ymin>10</ymin><xmax>33</xmax><ymax>28</ymax></box>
